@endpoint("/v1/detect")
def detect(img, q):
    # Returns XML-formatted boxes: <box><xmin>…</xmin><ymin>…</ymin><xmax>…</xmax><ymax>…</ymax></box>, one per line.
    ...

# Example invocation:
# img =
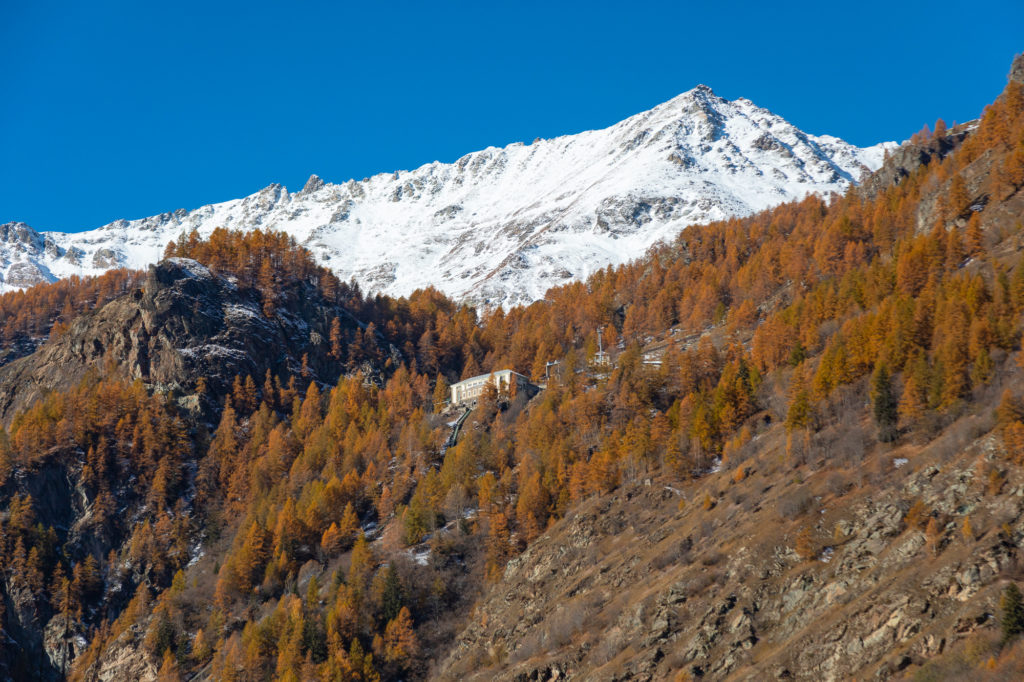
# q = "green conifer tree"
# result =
<box><xmin>871</xmin><ymin>363</ymin><xmax>899</xmax><ymax>442</ymax></box>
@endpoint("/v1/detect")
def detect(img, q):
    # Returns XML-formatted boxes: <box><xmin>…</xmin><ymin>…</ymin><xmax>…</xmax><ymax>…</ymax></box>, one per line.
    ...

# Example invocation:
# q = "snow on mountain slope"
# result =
<box><xmin>0</xmin><ymin>86</ymin><xmax>895</xmax><ymax>306</ymax></box>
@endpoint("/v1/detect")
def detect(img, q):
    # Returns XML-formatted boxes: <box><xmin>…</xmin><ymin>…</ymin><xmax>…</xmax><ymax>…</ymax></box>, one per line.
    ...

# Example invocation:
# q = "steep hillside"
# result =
<box><xmin>0</xmin><ymin>87</ymin><xmax>891</xmax><ymax>306</ymax></box>
<box><xmin>437</xmin><ymin>357</ymin><xmax>1024</xmax><ymax>681</ymax></box>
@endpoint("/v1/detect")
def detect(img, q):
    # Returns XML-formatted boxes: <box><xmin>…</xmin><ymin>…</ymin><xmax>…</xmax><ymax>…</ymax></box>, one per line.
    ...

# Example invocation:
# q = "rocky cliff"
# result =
<box><xmin>0</xmin><ymin>257</ymin><xmax>368</xmax><ymax>424</ymax></box>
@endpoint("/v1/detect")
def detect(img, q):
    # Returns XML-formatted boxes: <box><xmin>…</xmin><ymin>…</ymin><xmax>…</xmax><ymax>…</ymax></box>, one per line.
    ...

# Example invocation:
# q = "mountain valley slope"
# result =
<box><xmin>1</xmin><ymin>55</ymin><xmax>1024</xmax><ymax>682</ymax></box>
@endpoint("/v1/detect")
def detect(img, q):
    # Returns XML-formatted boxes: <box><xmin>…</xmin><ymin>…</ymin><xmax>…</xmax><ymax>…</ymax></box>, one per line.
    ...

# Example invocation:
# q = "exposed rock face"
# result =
<box><xmin>0</xmin><ymin>221</ymin><xmax>46</xmax><ymax>257</ymax></box>
<box><xmin>91</xmin><ymin>248</ymin><xmax>120</xmax><ymax>269</ymax></box>
<box><xmin>5</xmin><ymin>261</ymin><xmax>49</xmax><ymax>288</ymax></box>
<box><xmin>1010</xmin><ymin>53</ymin><xmax>1024</xmax><ymax>86</ymax></box>
<box><xmin>0</xmin><ymin>257</ymin><xmax>365</xmax><ymax>423</ymax></box>
<box><xmin>0</xmin><ymin>451</ymin><xmax>139</xmax><ymax>680</ymax></box>
<box><xmin>2</xmin><ymin>576</ymin><xmax>57</xmax><ymax>681</ymax></box>
<box><xmin>44</xmin><ymin>615</ymin><xmax>87</xmax><ymax>675</ymax></box>
<box><xmin>302</xmin><ymin>173</ymin><xmax>325</xmax><ymax>194</ymax></box>
<box><xmin>0</xmin><ymin>223</ymin><xmax>59</xmax><ymax>289</ymax></box>
<box><xmin>857</xmin><ymin>126</ymin><xmax>968</xmax><ymax>202</ymax></box>
<box><xmin>84</xmin><ymin>630</ymin><xmax>158</xmax><ymax>682</ymax></box>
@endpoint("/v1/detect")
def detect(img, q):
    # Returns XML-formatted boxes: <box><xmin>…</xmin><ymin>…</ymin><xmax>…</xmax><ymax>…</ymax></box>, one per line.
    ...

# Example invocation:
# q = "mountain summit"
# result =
<box><xmin>0</xmin><ymin>87</ymin><xmax>894</xmax><ymax>305</ymax></box>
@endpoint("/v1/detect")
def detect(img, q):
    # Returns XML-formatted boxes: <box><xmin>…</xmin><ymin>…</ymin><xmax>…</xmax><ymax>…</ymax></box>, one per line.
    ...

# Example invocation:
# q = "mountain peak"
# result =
<box><xmin>302</xmin><ymin>174</ymin><xmax>326</xmax><ymax>194</ymax></box>
<box><xmin>661</xmin><ymin>83</ymin><xmax>722</xmax><ymax>110</ymax></box>
<box><xmin>0</xmin><ymin>94</ymin><xmax>895</xmax><ymax>307</ymax></box>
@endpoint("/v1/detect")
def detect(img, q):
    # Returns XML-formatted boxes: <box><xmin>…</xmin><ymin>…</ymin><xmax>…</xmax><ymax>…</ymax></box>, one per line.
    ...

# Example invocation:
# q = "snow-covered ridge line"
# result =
<box><xmin>0</xmin><ymin>86</ymin><xmax>896</xmax><ymax>306</ymax></box>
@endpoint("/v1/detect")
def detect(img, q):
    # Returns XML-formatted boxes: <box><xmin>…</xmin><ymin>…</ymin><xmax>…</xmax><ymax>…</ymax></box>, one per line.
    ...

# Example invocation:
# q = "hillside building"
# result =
<box><xmin>450</xmin><ymin>369</ymin><xmax>533</xmax><ymax>405</ymax></box>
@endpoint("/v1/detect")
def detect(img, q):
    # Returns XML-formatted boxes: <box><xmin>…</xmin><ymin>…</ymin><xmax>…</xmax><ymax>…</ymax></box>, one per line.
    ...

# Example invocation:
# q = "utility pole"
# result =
<box><xmin>595</xmin><ymin>327</ymin><xmax>610</xmax><ymax>367</ymax></box>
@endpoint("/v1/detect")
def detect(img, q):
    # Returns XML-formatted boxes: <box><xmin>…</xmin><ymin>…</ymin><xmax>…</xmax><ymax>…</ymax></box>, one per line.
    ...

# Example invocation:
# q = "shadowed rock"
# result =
<box><xmin>0</xmin><ymin>257</ymin><xmax>363</xmax><ymax>423</ymax></box>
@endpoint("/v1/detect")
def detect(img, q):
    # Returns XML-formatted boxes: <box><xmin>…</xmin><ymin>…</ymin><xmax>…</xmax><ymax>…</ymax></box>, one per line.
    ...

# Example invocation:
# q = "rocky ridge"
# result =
<box><xmin>0</xmin><ymin>87</ymin><xmax>893</xmax><ymax>307</ymax></box>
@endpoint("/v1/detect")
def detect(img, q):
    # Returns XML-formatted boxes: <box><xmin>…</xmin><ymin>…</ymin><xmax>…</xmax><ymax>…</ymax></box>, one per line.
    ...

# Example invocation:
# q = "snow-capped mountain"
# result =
<box><xmin>0</xmin><ymin>85</ymin><xmax>894</xmax><ymax>306</ymax></box>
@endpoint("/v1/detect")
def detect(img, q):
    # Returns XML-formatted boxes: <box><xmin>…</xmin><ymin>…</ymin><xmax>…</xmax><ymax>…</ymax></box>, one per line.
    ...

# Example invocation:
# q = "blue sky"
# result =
<box><xmin>2</xmin><ymin>1</ymin><xmax>1022</xmax><ymax>232</ymax></box>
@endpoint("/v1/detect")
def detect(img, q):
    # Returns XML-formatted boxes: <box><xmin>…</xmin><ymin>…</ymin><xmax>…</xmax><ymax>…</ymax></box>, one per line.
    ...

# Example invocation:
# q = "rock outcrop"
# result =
<box><xmin>857</xmin><ymin>125</ymin><xmax>969</xmax><ymax>202</ymax></box>
<box><xmin>0</xmin><ymin>257</ymin><xmax>367</xmax><ymax>423</ymax></box>
<box><xmin>1010</xmin><ymin>53</ymin><xmax>1024</xmax><ymax>86</ymax></box>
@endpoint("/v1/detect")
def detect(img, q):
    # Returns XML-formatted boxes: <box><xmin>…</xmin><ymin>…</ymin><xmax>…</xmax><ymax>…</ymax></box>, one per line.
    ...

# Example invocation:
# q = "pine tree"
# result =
<box><xmin>383</xmin><ymin>607</ymin><xmax>418</xmax><ymax>668</ymax></box>
<box><xmin>997</xmin><ymin>389</ymin><xmax>1024</xmax><ymax>425</ymax></box>
<box><xmin>192</xmin><ymin>628</ymin><xmax>212</xmax><ymax>664</ymax></box>
<box><xmin>25</xmin><ymin>547</ymin><xmax>44</xmax><ymax>595</ymax></box>
<box><xmin>432</xmin><ymin>374</ymin><xmax>450</xmax><ymax>412</ymax></box>
<box><xmin>477</xmin><ymin>376</ymin><xmax>500</xmax><ymax>419</ymax></box>
<box><xmin>515</xmin><ymin>470</ymin><xmax>550</xmax><ymax>543</ymax></box>
<box><xmin>73</xmin><ymin>554</ymin><xmax>102</xmax><ymax>601</ymax></box>
<box><xmin>0</xmin><ymin>436</ymin><xmax>10</xmax><ymax>487</ymax></box>
<box><xmin>378</xmin><ymin>563</ymin><xmax>404</xmax><ymax>623</ymax></box>
<box><xmin>320</xmin><ymin>523</ymin><xmax>341</xmax><ymax>557</ymax></box>
<box><xmin>348</xmin><ymin>534</ymin><xmax>374</xmax><ymax>600</ymax></box>
<box><xmin>258</xmin><ymin>259</ymin><xmax>277</xmax><ymax>317</ymax></box>
<box><xmin>946</xmin><ymin>173</ymin><xmax>970</xmax><ymax>222</ymax></box>
<box><xmin>795</xmin><ymin>526</ymin><xmax>815</xmax><ymax>561</ymax></box>
<box><xmin>925</xmin><ymin>516</ymin><xmax>944</xmax><ymax>555</ymax></box>
<box><xmin>261</xmin><ymin>370</ymin><xmax>277</xmax><ymax>412</ymax></box>
<box><xmin>944</xmin><ymin>225</ymin><xmax>964</xmax><ymax>270</ymax></box>
<box><xmin>144</xmin><ymin>603</ymin><xmax>177</xmax><ymax>657</ymax></box>
<box><xmin>337</xmin><ymin>502</ymin><xmax>359</xmax><ymax>550</ymax></box>
<box><xmin>236</xmin><ymin>521</ymin><xmax>271</xmax><ymax>593</ymax></box>
<box><xmin>899</xmin><ymin>352</ymin><xmax>931</xmax><ymax>423</ymax></box>
<box><xmin>485</xmin><ymin>510</ymin><xmax>513</xmax><ymax>581</ymax></box>
<box><xmin>587</xmin><ymin>448</ymin><xmax>619</xmax><ymax>495</ymax></box>
<box><xmin>243</xmin><ymin>375</ymin><xmax>258</xmax><ymax>413</ymax></box>
<box><xmin>785</xmin><ymin>387</ymin><xmax>812</xmax><ymax>432</ymax></box>
<box><xmin>965</xmin><ymin>213</ymin><xmax>984</xmax><ymax>258</ymax></box>
<box><xmin>329</xmin><ymin>317</ymin><xmax>344</xmax><ymax>360</ymax></box>
<box><xmin>157</xmin><ymin>649</ymin><xmax>183</xmax><ymax>682</ymax></box>
<box><xmin>904</xmin><ymin>499</ymin><xmax>928</xmax><ymax>530</ymax></box>
<box><xmin>1002</xmin><ymin>583</ymin><xmax>1024</xmax><ymax>644</ymax></box>
<box><xmin>50</xmin><ymin>564</ymin><xmax>74</xmax><ymax>618</ymax></box>
<box><xmin>870</xmin><ymin>363</ymin><xmax>899</xmax><ymax>442</ymax></box>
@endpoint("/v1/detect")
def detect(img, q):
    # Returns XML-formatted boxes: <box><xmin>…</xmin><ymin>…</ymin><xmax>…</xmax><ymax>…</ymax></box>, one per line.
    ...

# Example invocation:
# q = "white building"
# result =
<box><xmin>450</xmin><ymin>369</ymin><xmax>533</xmax><ymax>405</ymax></box>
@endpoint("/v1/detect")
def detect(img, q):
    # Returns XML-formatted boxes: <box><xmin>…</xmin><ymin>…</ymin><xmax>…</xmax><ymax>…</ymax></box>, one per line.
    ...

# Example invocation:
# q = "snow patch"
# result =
<box><xmin>223</xmin><ymin>303</ymin><xmax>262</xmax><ymax>321</ymax></box>
<box><xmin>407</xmin><ymin>546</ymin><xmax>431</xmax><ymax>566</ymax></box>
<box><xmin>178</xmin><ymin>344</ymin><xmax>249</xmax><ymax>360</ymax></box>
<box><xmin>166</xmin><ymin>257</ymin><xmax>213</xmax><ymax>279</ymax></box>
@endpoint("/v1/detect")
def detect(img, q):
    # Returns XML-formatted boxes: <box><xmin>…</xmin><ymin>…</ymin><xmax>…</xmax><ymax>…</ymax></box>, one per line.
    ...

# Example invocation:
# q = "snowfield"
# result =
<box><xmin>0</xmin><ymin>86</ymin><xmax>895</xmax><ymax>306</ymax></box>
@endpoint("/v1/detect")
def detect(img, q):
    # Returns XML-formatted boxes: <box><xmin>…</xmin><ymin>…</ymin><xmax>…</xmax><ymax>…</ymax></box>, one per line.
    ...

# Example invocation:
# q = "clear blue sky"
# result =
<box><xmin>2</xmin><ymin>1</ymin><xmax>1022</xmax><ymax>232</ymax></box>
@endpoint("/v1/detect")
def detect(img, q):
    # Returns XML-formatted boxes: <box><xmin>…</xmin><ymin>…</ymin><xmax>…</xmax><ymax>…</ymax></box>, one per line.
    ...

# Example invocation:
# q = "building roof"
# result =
<box><xmin>450</xmin><ymin>369</ymin><xmax>530</xmax><ymax>389</ymax></box>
